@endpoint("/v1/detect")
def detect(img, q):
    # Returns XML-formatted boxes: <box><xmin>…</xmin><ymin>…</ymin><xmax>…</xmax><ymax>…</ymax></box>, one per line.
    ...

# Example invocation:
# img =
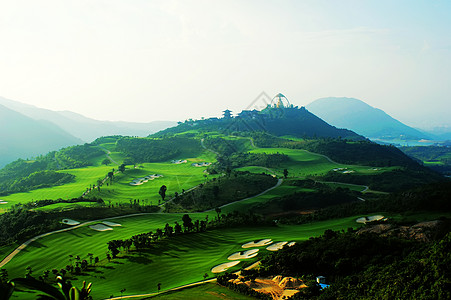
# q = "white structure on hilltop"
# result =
<box><xmin>270</xmin><ymin>93</ymin><xmax>291</xmax><ymax>108</ymax></box>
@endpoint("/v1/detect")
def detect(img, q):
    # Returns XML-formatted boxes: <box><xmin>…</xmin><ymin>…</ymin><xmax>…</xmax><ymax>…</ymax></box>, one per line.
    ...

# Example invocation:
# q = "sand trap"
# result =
<box><xmin>211</xmin><ymin>261</ymin><xmax>241</xmax><ymax>273</ymax></box>
<box><xmin>61</xmin><ymin>219</ymin><xmax>80</xmax><ymax>226</ymax></box>
<box><xmin>242</xmin><ymin>239</ymin><xmax>273</xmax><ymax>248</ymax></box>
<box><xmin>0</xmin><ymin>201</ymin><xmax>8</xmax><ymax>204</ymax></box>
<box><xmin>266</xmin><ymin>241</ymin><xmax>288</xmax><ymax>251</ymax></box>
<box><xmin>191</xmin><ymin>162</ymin><xmax>211</xmax><ymax>167</ymax></box>
<box><xmin>356</xmin><ymin>215</ymin><xmax>385</xmax><ymax>224</ymax></box>
<box><xmin>228</xmin><ymin>249</ymin><xmax>259</xmax><ymax>260</ymax></box>
<box><xmin>342</xmin><ymin>170</ymin><xmax>355</xmax><ymax>174</ymax></box>
<box><xmin>171</xmin><ymin>159</ymin><xmax>187</xmax><ymax>164</ymax></box>
<box><xmin>129</xmin><ymin>174</ymin><xmax>163</xmax><ymax>186</ymax></box>
<box><xmin>287</xmin><ymin>242</ymin><xmax>296</xmax><ymax>247</ymax></box>
<box><xmin>89</xmin><ymin>224</ymin><xmax>113</xmax><ymax>231</ymax></box>
<box><xmin>102</xmin><ymin>221</ymin><xmax>121</xmax><ymax>227</ymax></box>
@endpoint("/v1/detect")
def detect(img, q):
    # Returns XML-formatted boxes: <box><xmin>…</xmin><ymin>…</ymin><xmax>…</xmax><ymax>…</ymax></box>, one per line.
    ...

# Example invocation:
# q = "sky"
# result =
<box><xmin>0</xmin><ymin>0</ymin><xmax>450</xmax><ymax>128</ymax></box>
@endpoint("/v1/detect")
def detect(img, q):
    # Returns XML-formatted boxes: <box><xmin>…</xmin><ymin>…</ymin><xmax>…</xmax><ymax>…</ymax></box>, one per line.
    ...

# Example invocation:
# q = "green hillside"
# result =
<box><xmin>152</xmin><ymin>106</ymin><xmax>363</xmax><ymax>140</ymax></box>
<box><xmin>0</xmin><ymin>124</ymin><xmax>448</xmax><ymax>300</ymax></box>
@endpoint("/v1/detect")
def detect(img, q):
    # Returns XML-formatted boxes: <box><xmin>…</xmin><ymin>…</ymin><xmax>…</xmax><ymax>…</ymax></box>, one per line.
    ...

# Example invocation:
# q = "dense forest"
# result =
<box><xmin>151</xmin><ymin>106</ymin><xmax>362</xmax><ymax>140</ymax></box>
<box><xmin>252</xmin><ymin>181</ymin><xmax>360</xmax><ymax>215</ymax></box>
<box><xmin>319</xmin><ymin>167</ymin><xmax>444</xmax><ymax>192</ymax></box>
<box><xmin>115</xmin><ymin>136</ymin><xmax>202</xmax><ymax>163</ymax></box>
<box><xmin>172</xmin><ymin>172</ymin><xmax>278</xmax><ymax>211</ymax></box>
<box><xmin>282</xmin><ymin>182</ymin><xmax>451</xmax><ymax>225</ymax></box>
<box><xmin>400</xmin><ymin>145</ymin><xmax>451</xmax><ymax>175</ymax></box>
<box><xmin>259</xmin><ymin>229</ymin><xmax>451</xmax><ymax>299</ymax></box>
<box><xmin>251</xmin><ymin>133</ymin><xmax>422</xmax><ymax>168</ymax></box>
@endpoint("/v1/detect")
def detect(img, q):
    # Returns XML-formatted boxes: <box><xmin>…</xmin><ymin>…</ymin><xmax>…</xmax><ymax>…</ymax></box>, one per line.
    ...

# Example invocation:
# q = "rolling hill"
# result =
<box><xmin>153</xmin><ymin>105</ymin><xmax>363</xmax><ymax>140</ymax></box>
<box><xmin>306</xmin><ymin>97</ymin><xmax>429</xmax><ymax>140</ymax></box>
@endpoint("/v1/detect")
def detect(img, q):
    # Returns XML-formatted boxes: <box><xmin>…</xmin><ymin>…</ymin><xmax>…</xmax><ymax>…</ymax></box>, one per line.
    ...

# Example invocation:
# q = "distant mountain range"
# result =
<box><xmin>0</xmin><ymin>104</ymin><xmax>83</xmax><ymax>168</ymax></box>
<box><xmin>0</xmin><ymin>96</ymin><xmax>176</xmax><ymax>168</ymax></box>
<box><xmin>306</xmin><ymin>97</ymin><xmax>431</xmax><ymax>141</ymax></box>
<box><xmin>0</xmin><ymin>97</ymin><xmax>176</xmax><ymax>142</ymax></box>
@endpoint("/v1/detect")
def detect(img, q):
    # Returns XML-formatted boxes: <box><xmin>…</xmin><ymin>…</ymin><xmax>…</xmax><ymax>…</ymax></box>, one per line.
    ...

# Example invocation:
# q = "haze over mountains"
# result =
<box><xmin>0</xmin><ymin>96</ymin><xmax>176</xmax><ymax>168</ymax></box>
<box><xmin>0</xmin><ymin>104</ymin><xmax>82</xmax><ymax>168</ymax></box>
<box><xmin>306</xmin><ymin>97</ymin><xmax>432</xmax><ymax>141</ymax></box>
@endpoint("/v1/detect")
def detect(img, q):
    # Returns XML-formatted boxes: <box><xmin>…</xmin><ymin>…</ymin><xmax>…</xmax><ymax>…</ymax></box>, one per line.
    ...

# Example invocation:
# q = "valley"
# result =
<box><xmin>0</xmin><ymin>105</ymin><xmax>449</xmax><ymax>300</ymax></box>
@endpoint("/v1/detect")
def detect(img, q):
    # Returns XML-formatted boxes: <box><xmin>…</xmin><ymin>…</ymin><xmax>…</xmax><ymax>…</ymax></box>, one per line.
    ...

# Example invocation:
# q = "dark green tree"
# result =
<box><xmin>159</xmin><ymin>185</ymin><xmax>167</xmax><ymax>202</ymax></box>
<box><xmin>283</xmin><ymin>168</ymin><xmax>288</xmax><ymax>178</ymax></box>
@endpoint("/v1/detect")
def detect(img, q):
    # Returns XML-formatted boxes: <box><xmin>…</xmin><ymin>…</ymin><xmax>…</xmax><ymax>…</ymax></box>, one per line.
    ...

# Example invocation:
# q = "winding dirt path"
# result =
<box><xmin>98</xmin><ymin>146</ymin><xmax>120</xmax><ymax>165</ymax></box>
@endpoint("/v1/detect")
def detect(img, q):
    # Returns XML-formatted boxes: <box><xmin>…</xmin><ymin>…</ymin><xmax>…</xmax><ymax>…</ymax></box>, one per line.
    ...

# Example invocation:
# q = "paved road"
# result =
<box><xmin>0</xmin><ymin>212</ymin><xmax>159</xmax><ymax>268</ymax></box>
<box><xmin>105</xmin><ymin>278</ymin><xmax>217</xmax><ymax>300</ymax></box>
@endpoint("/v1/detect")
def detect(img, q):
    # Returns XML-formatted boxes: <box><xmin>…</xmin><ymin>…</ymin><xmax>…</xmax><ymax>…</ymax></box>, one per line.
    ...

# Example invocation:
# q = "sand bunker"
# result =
<box><xmin>266</xmin><ymin>241</ymin><xmax>288</xmax><ymax>251</ymax></box>
<box><xmin>356</xmin><ymin>215</ymin><xmax>385</xmax><ymax>224</ymax></box>
<box><xmin>0</xmin><ymin>200</ymin><xmax>8</xmax><ymax>205</ymax></box>
<box><xmin>211</xmin><ymin>261</ymin><xmax>241</xmax><ymax>273</ymax></box>
<box><xmin>287</xmin><ymin>242</ymin><xmax>296</xmax><ymax>247</ymax></box>
<box><xmin>191</xmin><ymin>162</ymin><xmax>211</xmax><ymax>167</ymax></box>
<box><xmin>242</xmin><ymin>239</ymin><xmax>273</xmax><ymax>248</ymax></box>
<box><xmin>61</xmin><ymin>219</ymin><xmax>80</xmax><ymax>226</ymax></box>
<box><xmin>89</xmin><ymin>224</ymin><xmax>113</xmax><ymax>231</ymax></box>
<box><xmin>171</xmin><ymin>159</ymin><xmax>187</xmax><ymax>164</ymax></box>
<box><xmin>129</xmin><ymin>174</ymin><xmax>163</xmax><ymax>186</ymax></box>
<box><xmin>102</xmin><ymin>221</ymin><xmax>121</xmax><ymax>227</ymax></box>
<box><xmin>342</xmin><ymin>170</ymin><xmax>355</xmax><ymax>174</ymax></box>
<box><xmin>228</xmin><ymin>249</ymin><xmax>259</xmax><ymax>260</ymax></box>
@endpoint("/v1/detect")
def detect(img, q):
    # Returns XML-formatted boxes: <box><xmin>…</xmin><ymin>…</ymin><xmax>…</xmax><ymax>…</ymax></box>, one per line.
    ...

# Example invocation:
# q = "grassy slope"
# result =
<box><xmin>0</xmin><ymin>149</ymin><xmax>216</xmax><ymax>210</ymax></box>
<box><xmin>6</xmin><ymin>214</ymin><xmax>359</xmax><ymax>299</ymax></box>
<box><xmin>242</xmin><ymin>148</ymin><xmax>392</xmax><ymax>178</ymax></box>
<box><xmin>147</xmin><ymin>282</ymin><xmax>255</xmax><ymax>299</ymax></box>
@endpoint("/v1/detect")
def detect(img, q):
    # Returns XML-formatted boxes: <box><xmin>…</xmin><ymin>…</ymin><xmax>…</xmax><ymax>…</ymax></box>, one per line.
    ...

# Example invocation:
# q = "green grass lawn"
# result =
<box><xmin>320</xmin><ymin>181</ymin><xmax>368</xmax><ymax>192</ymax></box>
<box><xmin>33</xmin><ymin>202</ymin><xmax>103</xmax><ymax>211</ymax></box>
<box><xmin>221</xmin><ymin>180</ymin><xmax>312</xmax><ymax>214</ymax></box>
<box><xmin>0</xmin><ymin>150</ymin><xmax>216</xmax><ymax>210</ymax></box>
<box><xmin>6</xmin><ymin>214</ymin><xmax>360</xmax><ymax>299</ymax></box>
<box><xmin>146</xmin><ymin>282</ymin><xmax>255</xmax><ymax>299</ymax></box>
<box><xmin>248</xmin><ymin>147</ymin><xmax>341</xmax><ymax>177</ymax></box>
<box><xmin>0</xmin><ymin>165</ymin><xmax>114</xmax><ymax>208</ymax></box>
<box><xmin>88</xmin><ymin>151</ymin><xmax>217</xmax><ymax>205</ymax></box>
<box><xmin>240</xmin><ymin>148</ymin><xmax>393</xmax><ymax>180</ymax></box>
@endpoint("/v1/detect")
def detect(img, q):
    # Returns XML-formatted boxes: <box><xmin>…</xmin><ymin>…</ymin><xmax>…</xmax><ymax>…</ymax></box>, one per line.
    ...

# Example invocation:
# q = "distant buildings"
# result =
<box><xmin>222</xmin><ymin>109</ymin><xmax>232</xmax><ymax>119</ymax></box>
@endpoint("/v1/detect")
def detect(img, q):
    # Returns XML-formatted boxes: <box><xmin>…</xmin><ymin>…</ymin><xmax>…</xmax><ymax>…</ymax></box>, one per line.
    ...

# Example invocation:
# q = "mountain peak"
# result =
<box><xmin>306</xmin><ymin>97</ymin><xmax>429</xmax><ymax>140</ymax></box>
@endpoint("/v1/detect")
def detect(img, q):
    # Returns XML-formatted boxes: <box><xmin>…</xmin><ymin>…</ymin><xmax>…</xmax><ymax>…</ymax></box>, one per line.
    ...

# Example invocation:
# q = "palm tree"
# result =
<box><xmin>11</xmin><ymin>276</ymin><xmax>92</xmax><ymax>300</ymax></box>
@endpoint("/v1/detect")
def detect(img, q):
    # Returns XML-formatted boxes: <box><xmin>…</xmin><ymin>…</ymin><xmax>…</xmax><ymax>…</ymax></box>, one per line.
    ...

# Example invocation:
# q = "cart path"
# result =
<box><xmin>206</xmin><ymin>178</ymin><xmax>283</xmax><ymax>212</ymax></box>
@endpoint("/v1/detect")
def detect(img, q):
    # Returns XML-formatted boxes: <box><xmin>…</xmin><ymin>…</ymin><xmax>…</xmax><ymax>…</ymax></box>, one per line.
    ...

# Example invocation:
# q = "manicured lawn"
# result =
<box><xmin>0</xmin><ymin>150</ymin><xmax>216</xmax><ymax>210</ymax></box>
<box><xmin>6</xmin><ymin>214</ymin><xmax>360</xmax><ymax>299</ymax></box>
<box><xmin>0</xmin><ymin>166</ymin><xmax>113</xmax><ymax>207</ymax></box>
<box><xmin>147</xmin><ymin>282</ymin><xmax>255</xmax><ymax>299</ymax></box>
<box><xmin>221</xmin><ymin>181</ymin><xmax>312</xmax><ymax>214</ymax></box>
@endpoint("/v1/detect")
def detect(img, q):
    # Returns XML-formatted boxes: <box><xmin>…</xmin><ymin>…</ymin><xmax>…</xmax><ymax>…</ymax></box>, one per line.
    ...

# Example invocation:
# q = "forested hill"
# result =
<box><xmin>151</xmin><ymin>106</ymin><xmax>363</xmax><ymax>140</ymax></box>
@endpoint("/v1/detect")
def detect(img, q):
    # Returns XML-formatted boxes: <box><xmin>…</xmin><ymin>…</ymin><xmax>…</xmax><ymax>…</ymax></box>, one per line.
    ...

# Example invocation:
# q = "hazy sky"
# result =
<box><xmin>0</xmin><ymin>0</ymin><xmax>450</xmax><ymax>128</ymax></box>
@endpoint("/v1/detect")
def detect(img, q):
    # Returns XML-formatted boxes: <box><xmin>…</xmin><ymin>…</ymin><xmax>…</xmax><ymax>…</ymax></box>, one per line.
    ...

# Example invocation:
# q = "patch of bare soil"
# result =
<box><xmin>229</xmin><ymin>275</ymin><xmax>306</xmax><ymax>300</ymax></box>
<box><xmin>357</xmin><ymin>220</ymin><xmax>442</xmax><ymax>242</ymax></box>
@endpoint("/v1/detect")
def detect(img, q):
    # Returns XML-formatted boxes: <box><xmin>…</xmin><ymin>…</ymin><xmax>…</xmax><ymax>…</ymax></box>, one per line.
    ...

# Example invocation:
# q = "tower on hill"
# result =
<box><xmin>223</xmin><ymin>109</ymin><xmax>232</xmax><ymax>118</ymax></box>
<box><xmin>270</xmin><ymin>93</ymin><xmax>291</xmax><ymax>108</ymax></box>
